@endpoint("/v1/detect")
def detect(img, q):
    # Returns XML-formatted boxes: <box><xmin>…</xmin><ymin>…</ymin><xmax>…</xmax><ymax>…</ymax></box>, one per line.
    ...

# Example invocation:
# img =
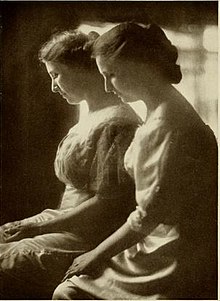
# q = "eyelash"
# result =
<box><xmin>52</xmin><ymin>74</ymin><xmax>58</xmax><ymax>80</ymax></box>
<box><xmin>106</xmin><ymin>73</ymin><xmax>115</xmax><ymax>80</ymax></box>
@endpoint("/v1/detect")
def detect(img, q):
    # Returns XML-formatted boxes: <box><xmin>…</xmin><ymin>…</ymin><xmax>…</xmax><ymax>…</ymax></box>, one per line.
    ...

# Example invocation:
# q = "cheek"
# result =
<box><xmin>116</xmin><ymin>79</ymin><xmax>132</xmax><ymax>92</ymax></box>
<box><xmin>110</xmin><ymin>78</ymin><xmax>118</xmax><ymax>89</ymax></box>
<box><xmin>60</xmin><ymin>78</ymin><xmax>75</xmax><ymax>92</ymax></box>
<box><xmin>111</xmin><ymin>77</ymin><xmax>125</xmax><ymax>90</ymax></box>
<box><xmin>56</xmin><ymin>77</ymin><xmax>65</xmax><ymax>89</ymax></box>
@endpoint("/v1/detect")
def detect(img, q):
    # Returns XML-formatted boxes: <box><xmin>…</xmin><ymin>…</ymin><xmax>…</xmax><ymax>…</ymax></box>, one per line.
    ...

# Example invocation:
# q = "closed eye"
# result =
<box><xmin>50</xmin><ymin>72</ymin><xmax>58</xmax><ymax>79</ymax></box>
<box><xmin>105</xmin><ymin>73</ymin><xmax>115</xmax><ymax>81</ymax></box>
<box><xmin>103</xmin><ymin>71</ymin><xmax>115</xmax><ymax>79</ymax></box>
<box><xmin>109</xmin><ymin>73</ymin><xmax>115</xmax><ymax>79</ymax></box>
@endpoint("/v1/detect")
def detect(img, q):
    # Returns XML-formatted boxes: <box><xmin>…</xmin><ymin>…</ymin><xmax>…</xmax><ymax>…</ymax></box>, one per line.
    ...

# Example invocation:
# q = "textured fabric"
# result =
<box><xmin>70</xmin><ymin>98</ymin><xmax>217</xmax><ymax>300</ymax></box>
<box><xmin>0</xmin><ymin>103</ymin><xmax>140</xmax><ymax>299</ymax></box>
<box><xmin>52</xmin><ymin>280</ymin><xmax>97</xmax><ymax>300</ymax></box>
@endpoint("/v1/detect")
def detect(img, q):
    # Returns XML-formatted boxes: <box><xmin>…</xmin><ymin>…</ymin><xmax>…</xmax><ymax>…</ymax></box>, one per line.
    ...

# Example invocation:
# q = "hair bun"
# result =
<box><xmin>142</xmin><ymin>24</ymin><xmax>182</xmax><ymax>83</ymax></box>
<box><xmin>168</xmin><ymin>64</ymin><xmax>182</xmax><ymax>84</ymax></box>
<box><xmin>83</xmin><ymin>31</ymin><xmax>100</xmax><ymax>51</ymax></box>
<box><xmin>88</xmin><ymin>31</ymin><xmax>100</xmax><ymax>41</ymax></box>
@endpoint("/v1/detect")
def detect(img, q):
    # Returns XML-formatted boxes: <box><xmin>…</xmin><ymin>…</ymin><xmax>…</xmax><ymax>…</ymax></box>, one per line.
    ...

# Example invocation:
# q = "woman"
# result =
<box><xmin>0</xmin><ymin>29</ymin><xmax>140</xmax><ymax>299</ymax></box>
<box><xmin>54</xmin><ymin>23</ymin><xmax>217</xmax><ymax>300</ymax></box>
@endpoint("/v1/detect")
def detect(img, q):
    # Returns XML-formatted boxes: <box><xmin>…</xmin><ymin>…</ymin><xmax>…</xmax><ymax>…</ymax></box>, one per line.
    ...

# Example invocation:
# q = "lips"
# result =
<box><xmin>59</xmin><ymin>92</ymin><xmax>66</xmax><ymax>98</ymax></box>
<box><xmin>117</xmin><ymin>92</ymin><xmax>124</xmax><ymax>99</ymax></box>
<box><xmin>112</xmin><ymin>90</ymin><xmax>122</xmax><ymax>98</ymax></box>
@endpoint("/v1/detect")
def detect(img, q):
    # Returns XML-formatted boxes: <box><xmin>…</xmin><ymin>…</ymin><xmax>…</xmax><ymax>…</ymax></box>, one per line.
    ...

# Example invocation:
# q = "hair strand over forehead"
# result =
<box><xmin>39</xmin><ymin>29</ymin><xmax>99</xmax><ymax>71</ymax></box>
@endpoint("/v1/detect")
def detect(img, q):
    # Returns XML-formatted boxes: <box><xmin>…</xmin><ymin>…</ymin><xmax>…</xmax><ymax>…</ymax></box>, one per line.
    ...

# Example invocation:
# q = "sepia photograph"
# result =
<box><xmin>0</xmin><ymin>1</ymin><xmax>218</xmax><ymax>299</ymax></box>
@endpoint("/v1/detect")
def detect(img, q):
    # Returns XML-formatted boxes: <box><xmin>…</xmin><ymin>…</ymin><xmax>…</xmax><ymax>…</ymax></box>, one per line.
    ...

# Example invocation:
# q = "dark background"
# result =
<box><xmin>1</xmin><ymin>1</ymin><xmax>218</xmax><ymax>224</ymax></box>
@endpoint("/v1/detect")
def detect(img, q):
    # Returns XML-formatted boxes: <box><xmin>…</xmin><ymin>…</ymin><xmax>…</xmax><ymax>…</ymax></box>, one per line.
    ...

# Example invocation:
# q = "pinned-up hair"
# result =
<box><xmin>93</xmin><ymin>22</ymin><xmax>182</xmax><ymax>84</ymax></box>
<box><xmin>39</xmin><ymin>29</ymin><xmax>99</xmax><ymax>70</ymax></box>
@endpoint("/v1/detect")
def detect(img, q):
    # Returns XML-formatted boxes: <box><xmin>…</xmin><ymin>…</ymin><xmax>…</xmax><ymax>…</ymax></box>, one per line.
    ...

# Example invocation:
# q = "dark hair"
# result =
<box><xmin>39</xmin><ymin>30</ymin><xmax>99</xmax><ymax>70</ymax></box>
<box><xmin>93</xmin><ymin>22</ymin><xmax>182</xmax><ymax>84</ymax></box>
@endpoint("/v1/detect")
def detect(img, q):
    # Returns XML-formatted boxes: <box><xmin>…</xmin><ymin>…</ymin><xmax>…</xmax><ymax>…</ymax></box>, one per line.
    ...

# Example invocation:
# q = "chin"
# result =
<box><xmin>121</xmin><ymin>95</ymin><xmax>135</xmax><ymax>103</ymax></box>
<box><xmin>65</xmin><ymin>97</ymin><xmax>81</xmax><ymax>105</ymax></box>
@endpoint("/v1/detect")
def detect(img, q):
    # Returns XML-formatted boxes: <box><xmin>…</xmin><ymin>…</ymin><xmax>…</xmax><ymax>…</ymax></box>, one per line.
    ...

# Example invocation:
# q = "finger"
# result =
<box><xmin>64</xmin><ymin>265</ymin><xmax>82</xmax><ymax>278</ymax></box>
<box><xmin>64</xmin><ymin>268</ymin><xmax>74</xmax><ymax>278</ymax></box>
<box><xmin>3</xmin><ymin>230</ymin><xmax>12</xmax><ymax>238</ymax></box>
<box><xmin>62</xmin><ymin>270</ymin><xmax>75</xmax><ymax>282</ymax></box>
<box><xmin>61</xmin><ymin>274</ymin><xmax>69</xmax><ymax>282</ymax></box>
<box><xmin>5</xmin><ymin>232</ymin><xmax>22</xmax><ymax>242</ymax></box>
<box><xmin>4</xmin><ymin>227</ymin><xmax>19</xmax><ymax>234</ymax></box>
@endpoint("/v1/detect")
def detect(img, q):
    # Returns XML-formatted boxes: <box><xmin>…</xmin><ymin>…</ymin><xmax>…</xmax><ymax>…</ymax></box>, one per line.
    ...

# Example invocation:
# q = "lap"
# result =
<box><xmin>0</xmin><ymin>232</ymin><xmax>91</xmax><ymax>299</ymax></box>
<box><xmin>0</xmin><ymin>208</ymin><xmax>74</xmax><ymax>243</ymax></box>
<box><xmin>0</xmin><ymin>211</ymin><xmax>91</xmax><ymax>297</ymax></box>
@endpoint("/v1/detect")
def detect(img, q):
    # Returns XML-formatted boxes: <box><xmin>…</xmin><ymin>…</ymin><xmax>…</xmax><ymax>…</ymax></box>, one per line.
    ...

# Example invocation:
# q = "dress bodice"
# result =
<box><xmin>54</xmin><ymin>103</ymin><xmax>140</xmax><ymax>193</ymax></box>
<box><xmin>124</xmin><ymin>97</ymin><xmax>217</xmax><ymax>252</ymax></box>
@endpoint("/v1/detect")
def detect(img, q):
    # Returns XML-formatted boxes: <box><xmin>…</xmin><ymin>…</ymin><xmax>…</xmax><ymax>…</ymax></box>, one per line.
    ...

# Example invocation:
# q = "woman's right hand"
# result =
<box><xmin>62</xmin><ymin>249</ymin><xmax>103</xmax><ymax>280</ymax></box>
<box><xmin>3</xmin><ymin>222</ymin><xmax>41</xmax><ymax>242</ymax></box>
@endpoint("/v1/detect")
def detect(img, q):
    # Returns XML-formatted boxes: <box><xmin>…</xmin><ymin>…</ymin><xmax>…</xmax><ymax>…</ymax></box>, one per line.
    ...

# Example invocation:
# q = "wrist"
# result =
<box><xmin>91</xmin><ymin>247</ymin><xmax>102</xmax><ymax>259</ymax></box>
<box><xmin>92</xmin><ymin>245</ymin><xmax>109</xmax><ymax>262</ymax></box>
<box><xmin>36</xmin><ymin>222</ymin><xmax>48</xmax><ymax>235</ymax></box>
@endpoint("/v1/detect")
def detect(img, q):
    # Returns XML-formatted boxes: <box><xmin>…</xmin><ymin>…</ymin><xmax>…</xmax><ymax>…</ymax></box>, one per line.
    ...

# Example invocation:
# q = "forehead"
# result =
<box><xmin>45</xmin><ymin>61</ymin><xmax>60</xmax><ymax>73</ymax></box>
<box><xmin>96</xmin><ymin>55</ymin><xmax>116</xmax><ymax>72</ymax></box>
<box><xmin>96</xmin><ymin>55</ymin><xmax>131</xmax><ymax>76</ymax></box>
<box><xmin>45</xmin><ymin>61</ymin><xmax>75</xmax><ymax>74</ymax></box>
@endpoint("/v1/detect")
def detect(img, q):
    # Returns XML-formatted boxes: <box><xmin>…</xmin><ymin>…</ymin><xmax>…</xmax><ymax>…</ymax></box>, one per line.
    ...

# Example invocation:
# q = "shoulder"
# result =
<box><xmin>135</xmin><ymin>104</ymin><xmax>171</xmax><ymax>149</ymax></box>
<box><xmin>88</xmin><ymin>104</ymin><xmax>141</xmax><ymax>141</ymax></box>
<box><xmin>135</xmin><ymin>95</ymin><xmax>207</xmax><ymax>144</ymax></box>
<box><xmin>95</xmin><ymin>119</ymin><xmax>139</xmax><ymax>147</ymax></box>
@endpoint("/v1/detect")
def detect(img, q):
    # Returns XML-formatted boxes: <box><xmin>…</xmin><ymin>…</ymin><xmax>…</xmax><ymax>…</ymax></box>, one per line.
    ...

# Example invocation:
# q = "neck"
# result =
<box><xmin>86</xmin><ymin>90</ymin><xmax>122</xmax><ymax>113</ymax></box>
<box><xmin>85</xmin><ymin>75</ymin><xmax>122</xmax><ymax>112</ymax></box>
<box><xmin>141</xmin><ymin>82</ymin><xmax>175</xmax><ymax>113</ymax></box>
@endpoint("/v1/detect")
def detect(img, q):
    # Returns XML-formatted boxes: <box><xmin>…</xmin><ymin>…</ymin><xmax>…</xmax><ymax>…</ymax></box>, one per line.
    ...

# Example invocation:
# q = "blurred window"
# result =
<box><xmin>166</xmin><ymin>25</ymin><xmax>218</xmax><ymax>137</ymax></box>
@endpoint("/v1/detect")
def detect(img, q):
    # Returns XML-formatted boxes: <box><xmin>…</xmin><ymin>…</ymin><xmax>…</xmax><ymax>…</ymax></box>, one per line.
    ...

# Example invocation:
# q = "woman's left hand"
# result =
<box><xmin>63</xmin><ymin>250</ymin><xmax>103</xmax><ymax>281</ymax></box>
<box><xmin>3</xmin><ymin>223</ymin><xmax>41</xmax><ymax>242</ymax></box>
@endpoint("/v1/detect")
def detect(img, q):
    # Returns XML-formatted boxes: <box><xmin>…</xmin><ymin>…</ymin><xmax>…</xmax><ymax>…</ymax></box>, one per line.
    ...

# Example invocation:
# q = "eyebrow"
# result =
<box><xmin>102</xmin><ymin>70</ymin><xmax>113</xmax><ymax>77</ymax></box>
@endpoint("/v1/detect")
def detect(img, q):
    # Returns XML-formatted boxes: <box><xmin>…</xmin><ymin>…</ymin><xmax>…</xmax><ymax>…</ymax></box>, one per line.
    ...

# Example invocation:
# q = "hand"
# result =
<box><xmin>3</xmin><ymin>222</ymin><xmax>41</xmax><ymax>242</ymax></box>
<box><xmin>62</xmin><ymin>250</ymin><xmax>103</xmax><ymax>281</ymax></box>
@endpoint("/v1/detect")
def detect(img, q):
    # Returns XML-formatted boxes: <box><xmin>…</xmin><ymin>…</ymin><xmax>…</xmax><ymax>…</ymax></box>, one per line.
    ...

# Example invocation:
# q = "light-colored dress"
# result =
<box><xmin>0</xmin><ymin>103</ymin><xmax>140</xmax><ymax>299</ymax></box>
<box><xmin>69</xmin><ymin>97</ymin><xmax>217</xmax><ymax>299</ymax></box>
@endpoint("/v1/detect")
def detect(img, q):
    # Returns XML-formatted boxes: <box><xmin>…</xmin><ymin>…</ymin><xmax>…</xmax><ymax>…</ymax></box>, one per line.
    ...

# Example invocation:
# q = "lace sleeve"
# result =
<box><xmin>90</xmin><ymin>120</ymin><xmax>138</xmax><ymax>218</ymax></box>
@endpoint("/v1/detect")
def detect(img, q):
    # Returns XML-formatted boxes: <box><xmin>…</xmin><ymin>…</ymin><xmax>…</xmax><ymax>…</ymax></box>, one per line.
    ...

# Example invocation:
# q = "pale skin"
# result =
<box><xmin>62</xmin><ymin>54</ymin><xmax>187</xmax><ymax>279</ymax></box>
<box><xmin>3</xmin><ymin>60</ymin><xmax>121</xmax><ymax>244</ymax></box>
<box><xmin>63</xmin><ymin>216</ymin><xmax>158</xmax><ymax>280</ymax></box>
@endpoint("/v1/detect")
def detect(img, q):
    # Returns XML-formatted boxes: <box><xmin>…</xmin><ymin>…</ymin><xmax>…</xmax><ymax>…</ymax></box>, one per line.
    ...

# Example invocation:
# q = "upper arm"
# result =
<box><xmin>127</xmin><ymin>120</ymin><xmax>179</xmax><ymax>232</ymax></box>
<box><xmin>132</xmin><ymin>121</ymin><xmax>174</xmax><ymax>209</ymax></box>
<box><xmin>91</xmin><ymin>123</ymin><xmax>136</xmax><ymax>202</ymax></box>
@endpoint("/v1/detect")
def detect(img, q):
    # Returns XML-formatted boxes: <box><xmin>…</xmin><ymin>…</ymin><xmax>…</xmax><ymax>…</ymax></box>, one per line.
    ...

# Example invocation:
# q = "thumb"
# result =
<box><xmin>5</xmin><ymin>227</ymin><xmax>19</xmax><ymax>234</ymax></box>
<box><xmin>5</xmin><ymin>231</ymin><xmax>22</xmax><ymax>242</ymax></box>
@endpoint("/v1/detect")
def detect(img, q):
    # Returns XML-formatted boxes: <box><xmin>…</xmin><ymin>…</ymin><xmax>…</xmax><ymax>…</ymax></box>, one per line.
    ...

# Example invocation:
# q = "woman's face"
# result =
<box><xmin>45</xmin><ymin>61</ymin><xmax>87</xmax><ymax>105</ymax></box>
<box><xmin>96</xmin><ymin>55</ymin><xmax>145</xmax><ymax>103</ymax></box>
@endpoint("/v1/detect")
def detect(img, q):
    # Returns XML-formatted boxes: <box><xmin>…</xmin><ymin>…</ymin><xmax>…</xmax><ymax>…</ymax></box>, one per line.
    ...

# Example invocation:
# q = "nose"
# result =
<box><xmin>51</xmin><ymin>79</ymin><xmax>58</xmax><ymax>93</ymax></box>
<box><xmin>104</xmin><ymin>77</ymin><xmax>114</xmax><ymax>93</ymax></box>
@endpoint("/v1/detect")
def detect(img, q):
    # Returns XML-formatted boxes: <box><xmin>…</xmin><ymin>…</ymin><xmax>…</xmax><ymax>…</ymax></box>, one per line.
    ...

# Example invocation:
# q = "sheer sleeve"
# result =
<box><xmin>89</xmin><ymin>120</ymin><xmax>138</xmax><ymax>219</ymax></box>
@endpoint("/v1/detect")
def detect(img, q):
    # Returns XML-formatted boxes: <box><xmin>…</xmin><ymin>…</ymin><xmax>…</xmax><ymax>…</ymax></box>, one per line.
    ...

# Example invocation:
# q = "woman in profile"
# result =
<box><xmin>0</xmin><ymin>29</ymin><xmax>140</xmax><ymax>299</ymax></box>
<box><xmin>54</xmin><ymin>22</ymin><xmax>217</xmax><ymax>300</ymax></box>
